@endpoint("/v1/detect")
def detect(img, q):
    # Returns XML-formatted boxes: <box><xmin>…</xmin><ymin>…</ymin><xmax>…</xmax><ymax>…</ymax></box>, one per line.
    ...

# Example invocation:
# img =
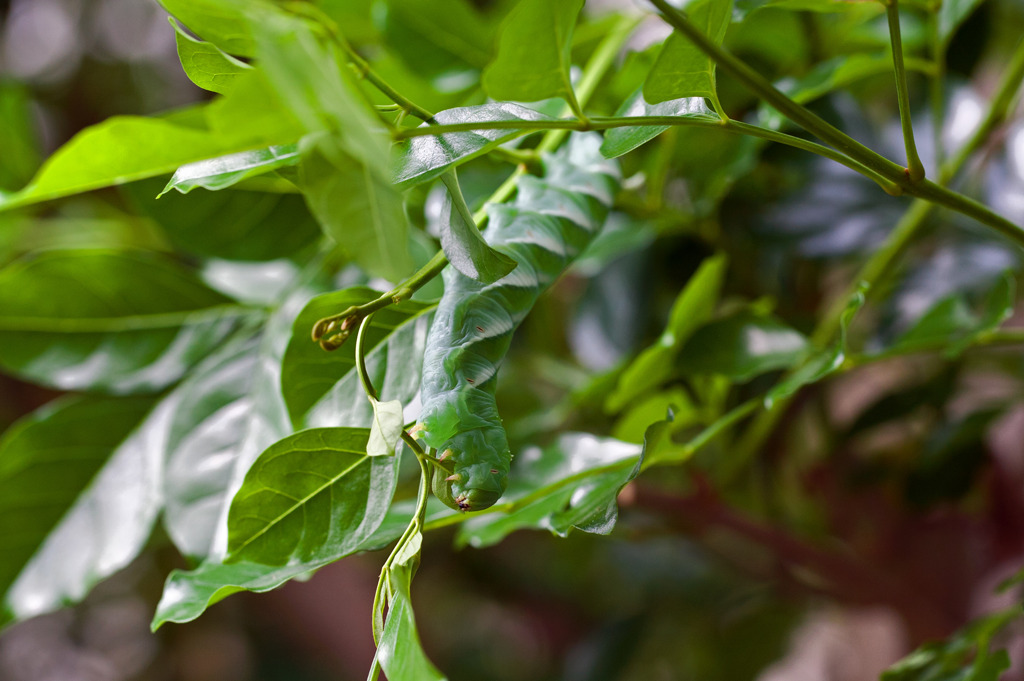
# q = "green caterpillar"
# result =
<box><xmin>418</xmin><ymin>133</ymin><xmax>620</xmax><ymax>511</ymax></box>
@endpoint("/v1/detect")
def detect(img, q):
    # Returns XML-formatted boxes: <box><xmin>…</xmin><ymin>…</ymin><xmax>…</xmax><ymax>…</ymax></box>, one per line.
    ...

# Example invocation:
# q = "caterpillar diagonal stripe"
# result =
<box><xmin>417</xmin><ymin>133</ymin><xmax>620</xmax><ymax>511</ymax></box>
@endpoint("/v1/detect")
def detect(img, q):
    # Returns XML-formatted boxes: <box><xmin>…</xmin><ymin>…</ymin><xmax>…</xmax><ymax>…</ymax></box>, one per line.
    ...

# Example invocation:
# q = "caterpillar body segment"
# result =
<box><xmin>418</xmin><ymin>134</ymin><xmax>620</xmax><ymax>511</ymax></box>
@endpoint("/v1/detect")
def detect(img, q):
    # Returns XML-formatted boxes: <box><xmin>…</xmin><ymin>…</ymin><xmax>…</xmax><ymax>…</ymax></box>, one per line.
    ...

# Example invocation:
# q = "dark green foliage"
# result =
<box><xmin>1</xmin><ymin>0</ymin><xmax>1023</xmax><ymax>678</ymax></box>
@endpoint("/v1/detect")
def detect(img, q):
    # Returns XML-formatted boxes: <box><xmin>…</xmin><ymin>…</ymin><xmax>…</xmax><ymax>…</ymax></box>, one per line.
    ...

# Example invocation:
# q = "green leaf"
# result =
<box><xmin>382</xmin><ymin>0</ymin><xmax>494</xmax><ymax>79</ymax></box>
<box><xmin>126</xmin><ymin>179</ymin><xmax>320</xmax><ymax>261</ymax></box>
<box><xmin>154</xmin><ymin>481</ymin><xmax>437</xmax><ymax>629</ymax></box>
<box><xmin>0</xmin><ymin>71</ymin><xmax>304</xmax><ymax>211</ymax></box>
<box><xmin>882</xmin><ymin>606</ymin><xmax>1020</xmax><ymax>681</ymax></box>
<box><xmin>153</xmin><ymin>559</ymin><xmax>326</xmax><ymax>629</ymax></box>
<box><xmin>393</xmin><ymin>103</ymin><xmax>555</xmax><ymax>189</ymax></box>
<box><xmin>158</xmin><ymin>0</ymin><xmax>260</xmax><ymax>57</ymax></box>
<box><xmin>0</xmin><ymin>250</ymin><xmax>249</xmax><ymax>393</ymax></box>
<box><xmin>251</xmin><ymin>14</ymin><xmax>389</xmax><ymax>174</ymax></box>
<box><xmin>734</xmin><ymin>0</ymin><xmax>882</xmax><ymax>17</ymax></box>
<box><xmin>0</xmin><ymin>81</ymin><xmax>42</xmax><ymax>192</ymax></box>
<box><xmin>758</xmin><ymin>54</ymin><xmax>916</xmax><ymax>129</ymax></box>
<box><xmin>227</xmin><ymin>428</ymin><xmax>400</xmax><ymax>565</ymax></box>
<box><xmin>643</xmin><ymin>0</ymin><xmax>734</xmax><ymax>108</ymax></box>
<box><xmin>368</xmin><ymin>398</ymin><xmax>405</xmax><ymax>457</ymax></box>
<box><xmin>281</xmin><ymin>287</ymin><xmax>434</xmax><ymax>426</ymax></box>
<box><xmin>938</xmin><ymin>0</ymin><xmax>986</xmax><ymax>46</ymax></box>
<box><xmin>481</xmin><ymin>0</ymin><xmax>583</xmax><ymax>105</ymax></box>
<box><xmin>159</xmin><ymin>144</ymin><xmax>298</xmax><ymax>196</ymax></box>
<box><xmin>162</xmin><ymin>319</ymin><xmax>296</xmax><ymax>560</ymax></box>
<box><xmin>457</xmin><ymin>433</ymin><xmax>643</xmax><ymax>549</ymax></box>
<box><xmin>764</xmin><ymin>285</ymin><xmax>866</xmax><ymax>408</ymax></box>
<box><xmin>297</xmin><ymin>136</ymin><xmax>414</xmax><ymax>281</ymax></box>
<box><xmin>0</xmin><ymin>395</ymin><xmax>164</xmax><ymax>626</ymax></box>
<box><xmin>612</xmin><ymin>387</ymin><xmax>700</xmax><ymax>443</ymax></box>
<box><xmin>601</xmin><ymin>89</ymin><xmax>717</xmax><ymax>158</ymax></box>
<box><xmin>376</xmin><ymin>563</ymin><xmax>447</xmax><ymax>681</ymax></box>
<box><xmin>678</xmin><ymin>310</ymin><xmax>810</xmax><ymax>382</ymax></box>
<box><xmin>607</xmin><ymin>253</ymin><xmax>727</xmax><ymax>412</ymax></box>
<box><xmin>438</xmin><ymin>171</ymin><xmax>517</xmax><ymax>283</ymax></box>
<box><xmin>885</xmin><ymin>273</ymin><xmax>1014</xmax><ymax>358</ymax></box>
<box><xmin>170</xmin><ymin>17</ymin><xmax>251</xmax><ymax>94</ymax></box>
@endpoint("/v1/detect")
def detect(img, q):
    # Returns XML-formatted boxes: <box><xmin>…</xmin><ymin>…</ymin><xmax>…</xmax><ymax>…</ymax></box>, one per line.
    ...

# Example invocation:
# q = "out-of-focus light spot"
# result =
<box><xmin>92</xmin><ymin>0</ymin><xmax>174</xmax><ymax>62</ymax></box>
<box><xmin>1009</xmin><ymin>124</ymin><xmax>1024</xmax><ymax>181</ymax></box>
<box><xmin>2</xmin><ymin>0</ymin><xmax>81</xmax><ymax>82</ymax></box>
<box><xmin>944</xmin><ymin>89</ymin><xmax>984</xmax><ymax>151</ymax></box>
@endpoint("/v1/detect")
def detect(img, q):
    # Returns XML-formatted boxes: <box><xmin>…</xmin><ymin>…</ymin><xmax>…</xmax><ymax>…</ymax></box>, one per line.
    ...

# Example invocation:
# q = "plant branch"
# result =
<box><xmin>717</xmin><ymin>39</ymin><xmax>1024</xmax><ymax>474</ymax></box>
<box><xmin>886</xmin><ymin>0</ymin><xmax>926</xmax><ymax>181</ymax></box>
<box><xmin>313</xmin><ymin>18</ymin><xmax>637</xmax><ymax>348</ymax></box>
<box><xmin>928</xmin><ymin>6</ymin><xmax>946</xmax><ymax>167</ymax></box>
<box><xmin>354</xmin><ymin>313</ymin><xmax>379</xmax><ymax>400</ymax></box>
<box><xmin>646</xmin><ymin>0</ymin><xmax>909</xmax><ymax>183</ymax></box>
<box><xmin>394</xmin><ymin>115</ymin><xmax>911</xmax><ymax>195</ymax></box>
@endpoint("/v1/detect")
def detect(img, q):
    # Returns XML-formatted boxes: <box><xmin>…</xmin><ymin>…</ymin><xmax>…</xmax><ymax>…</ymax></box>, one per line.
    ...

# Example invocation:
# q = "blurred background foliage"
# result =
<box><xmin>2</xmin><ymin>0</ymin><xmax>1024</xmax><ymax>679</ymax></box>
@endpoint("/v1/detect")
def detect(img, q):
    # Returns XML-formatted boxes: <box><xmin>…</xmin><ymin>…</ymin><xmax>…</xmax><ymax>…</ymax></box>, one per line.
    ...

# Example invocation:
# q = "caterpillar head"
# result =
<box><xmin>452</xmin><ymin>485</ymin><xmax>503</xmax><ymax>512</ymax></box>
<box><xmin>431</xmin><ymin>456</ymin><xmax>506</xmax><ymax>512</ymax></box>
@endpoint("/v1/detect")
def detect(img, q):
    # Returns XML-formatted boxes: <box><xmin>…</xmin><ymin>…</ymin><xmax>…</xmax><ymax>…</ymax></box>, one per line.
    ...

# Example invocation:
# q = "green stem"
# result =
<box><xmin>929</xmin><ymin>5</ymin><xmax>946</xmax><ymax>167</ymax></box>
<box><xmin>886</xmin><ymin>0</ymin><xmax>926</xmax><ymax>181</ymax></box>
<box><xmin>312</xmin><ymin>252</ymin><xmax>445</xmax><ymax>350</ymax></box>
<box><xmin>537</xmin><ymin>14</ymin><xmax>642</xmax><ymax>155</ymax></box>
<box><xmin>726</xmin><ymin>120</ymin><xmax>903</xmax><ymax>195</ymax></box>
<box><xmin>314</xmin><ymin>16</ymin><xmax>638</xmax><ymax>346</ymax></box>
<box><xmin>393</xmin><ymin>118</ymin><xmax>586</xmax><ymax>139</ymax></box>
<box><xmin>646</xmin><ymin>0</ymin><xmax>909</xmax><ymax>183</ymax></box>
<box><xmin>729</xmin><ymin>199</ymin><xmax>933</xmax><ymax>475</ymax></box>
<box><xmin>843</xmin><ymin>326</ymin><xmax>1024</xmax><ymax>367</ymax></box>
<box><xmin>911</xmin><ymin>179</ymin><xmax>1024</xmax><ymax>245</ymax></box>
<box><xmin>395</xmin><ymin>116</ymin><xmax>907</xmax><ymax>195</ymax></box>
<box><xmin>354</xmin><ymin>313</ymin><xmax>379</xmax><ymax>400</ymax></box>
<box><xmin>647</xmin><ymin>399</ymin><xmax>761</xmax><ymax>472</ymax></box>
<box><xmin>727</xmin><ymin>41</ymin><xmax>1024</xmax><ymax>478</ymax></box>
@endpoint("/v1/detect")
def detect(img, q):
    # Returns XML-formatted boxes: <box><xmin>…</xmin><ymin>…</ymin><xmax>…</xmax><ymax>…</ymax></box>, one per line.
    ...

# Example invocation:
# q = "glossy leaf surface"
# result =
<box><xmin>0</xmin><ymin>72</ymin><xmax>303</xmax><ymax>211</ymax></box>
<box><xmin>438</xmin><ymin>171</ymin><xmax>517</xmax><ymax>283</ymax></box>
<box><xmin>601</xmin><ymin>90</ymin><xmax>717</xmax><ymax>158</ymax></box>
<box><xmin>0</xmin><ymin>394</ymin><xmax>170</xmax><ymax>626</ymax></box>
<box><xmin>153</xmin><ymin>559</ymin><xmax>326</xmax><ymax>629</ymax></box>
<box><xmin>0</xmin><ymin>250</ymin><xmax>246</xmax><ymax>393</ymax></box>
<box><xmin>393</xmin><ymin>103</ymin><xmax>555</xmax><ymax>188</ymax></box>
<box><xmin>252</xmin><ymin>14</ymin><xmax>388</xmax><ymax>174</ymax></box>
<box><xmin>303</xmin><ymin>309</ymin><xmax>432</xmax><ymax>431</ymax></box>
<box><xmin>160</xmin><ymin>144</ymin><xmax>298</xmax><ymax>196</ymax></box>
<box><xmin>161</xmin><ymin>326</ymin><xmax>292</xmax><ymax>560</ymax></box>
<box><xmin>227</xmin><ymin>428</ymin><xmax>400</xmax><ymax>565</ymax></box>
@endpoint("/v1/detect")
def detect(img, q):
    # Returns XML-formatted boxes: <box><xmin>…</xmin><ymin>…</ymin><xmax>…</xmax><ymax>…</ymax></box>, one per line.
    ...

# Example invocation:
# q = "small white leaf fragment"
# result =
<box><xmin>368</xmin><ymin>398</ymin><xmax>404</xmax><ymax>456</ymax></box>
